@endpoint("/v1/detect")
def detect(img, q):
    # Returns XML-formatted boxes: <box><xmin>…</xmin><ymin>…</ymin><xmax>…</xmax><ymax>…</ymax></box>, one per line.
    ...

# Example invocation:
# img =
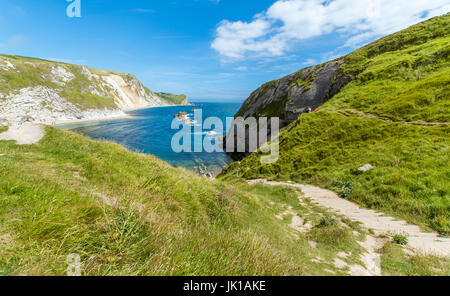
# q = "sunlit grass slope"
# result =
<box><xmin>220</xmin><ymin>14</ymin><xmax>450</xmax><ymax>235</ymax></box>
<box><xmin>0</xmin><ymin>127</ymin><xmax>447</xmax><ymax>275</ymax></box>
<box><xmin>0</xmin><ymin>126</ymin><xmax>372</xmax><ymax>275</ymax></box>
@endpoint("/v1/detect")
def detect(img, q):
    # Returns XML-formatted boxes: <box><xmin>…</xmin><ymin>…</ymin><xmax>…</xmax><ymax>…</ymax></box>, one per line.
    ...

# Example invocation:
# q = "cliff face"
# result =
<box><xmin>226</xmin><ymin>13</ymin><xmax>450</xmax><ymax>160</ymax></box>
<box><xmin>235</xmin><ymin>59</ymin><xmax>349</xmax><ymax>124</ymax></box>
<box><xmin>0</xmin><ymin>55</ymin><xmax>178</xmax><ymax>125</ymax></box>
<box><xmin>99</xmin><ymin>73</ymin><xmax>166</xmax><ymax>110</ymax></box>
<box><xmin>226</xmin><ymin>59</ymin><xmax>353</xmax><ymax>159</ymax></box>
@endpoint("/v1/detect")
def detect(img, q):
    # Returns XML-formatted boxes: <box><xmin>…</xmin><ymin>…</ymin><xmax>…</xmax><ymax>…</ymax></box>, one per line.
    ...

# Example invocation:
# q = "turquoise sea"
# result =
<box><xmin>58</xmin><ymin>102</ymin><xmax>241</xmax><ymax>175</ymax></box>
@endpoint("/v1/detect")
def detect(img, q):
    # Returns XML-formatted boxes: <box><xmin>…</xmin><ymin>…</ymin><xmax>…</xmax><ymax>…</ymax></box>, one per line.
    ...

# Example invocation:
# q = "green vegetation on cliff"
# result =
<box><xmin>220</xmin><ymin>14</ymin><xmax>450</xmax><ymax>235</ymax></box>
<box><xmin>156</xmin><ymin>92</ymin><xmax>188</xmax><ymax>105</ymax></box>
<box><xmin>0</xmin><ymin>54</ymin><xmax>117</xmax><ymax>110</ymax></box>
<box><xmin>325</xmin><ymin>17</ymin><xmax>450</xmax><ymax>123</ymax></box>
<box><xmin>0</xmin><ymin>54</ymin><xmax>184</xmax><ymax>113</ymax></box>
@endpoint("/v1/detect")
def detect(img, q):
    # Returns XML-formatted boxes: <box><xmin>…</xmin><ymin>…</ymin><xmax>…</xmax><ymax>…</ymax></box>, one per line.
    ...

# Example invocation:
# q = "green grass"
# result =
<box><xmin>380</xmin><ymin>243</ymin><xmax>449</xmax><ymax>276</ymax></box>
<box><xmin>393</xmin><ymin>235</ymin><xmax>409</xmax><ymax>245</ymax></box>
<box><xmin>0</xmin><ymin>126</ymin><xmax>446</xmax><ymax>275</ymax></box>
<box><xmin>1</xmin><ymin>15</ymin><xmax>449</xmax><ymax>276</ymax></box>
<box><xmin>292</xmin><ymin>72</ymin><xmax>316</xmax><ymax>92</ymax></box>
<box><xmin>323</xmin><ymin>35</ymin><xmax>450</xmax><ymax>122</ymax></box>
<box><xmin>337</xmin><ymin>14</ymin><xmax>450</xmax><ymax>77</ymax></box>
<box><xmin>58</xmin><ymin>65</ymin><xmax>117</xmax><ymax>110</ymax></box>
<box><xmin>220</xmin><ymin>112</ymin><xmax>450</xmax><ymax>235</ymax></box>
<box><xmin>220</xmin><ymin>14</ymin><xmax>450</xmax><ymax>236</ymax></box>
<box><xmin>0</xmin><ymin>57</ymin><xmax>57</xmax><ymax>95</ymax></box>
<box><xmin>156</xmin><ymin>92</ymin><xmax>188</xmax><ymax>105</ymax></box>
<box><xmin>0</xmin><ymin>126</ymin><xmax>378</xmax><ymax>276</ymax></box>
<box><xmin>257</xmin><ymin>95</ymin><xmax>289</xmax><ymax>119</ymax></box>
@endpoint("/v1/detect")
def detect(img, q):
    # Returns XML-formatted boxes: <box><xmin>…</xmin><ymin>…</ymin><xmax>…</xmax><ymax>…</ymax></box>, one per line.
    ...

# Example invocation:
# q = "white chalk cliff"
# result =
<box><xmin>0</xmin><ymin>55</ymin><xmax>182</xmax><ymax>125</ymax></box>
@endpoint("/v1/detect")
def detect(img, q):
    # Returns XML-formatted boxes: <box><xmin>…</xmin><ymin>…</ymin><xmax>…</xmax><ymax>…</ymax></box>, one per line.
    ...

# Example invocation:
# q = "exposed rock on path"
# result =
<box><xmin>248</xmin><ymin>180</ymin><xmax>450</xmax><ymax>259</ymax></box>
<box><xmin>0</xmin><ymin>123</ymin><xmax>45</xmax><ymax>145</ymax></box>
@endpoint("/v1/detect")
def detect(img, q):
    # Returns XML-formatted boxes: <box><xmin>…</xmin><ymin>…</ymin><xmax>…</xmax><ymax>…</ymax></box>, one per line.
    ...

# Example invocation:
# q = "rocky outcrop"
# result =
<box><xmin>225</xmin><ymin>58</ymin><xmax>353</xmax><ymax>159</ymax></box>
<box><xmin>0</xmin><ymin>86</ymin><xmax>126</xmax><ymax>125</ymax></box>
<box><xmin>235</xmin><ymin>59</ymin><xmax>349</xmax><ymax>124</ymax></box>
<box><xmin>0</xmin><ymin>55</ymin><xmax>183</xmax><ymax>125</ymax></box>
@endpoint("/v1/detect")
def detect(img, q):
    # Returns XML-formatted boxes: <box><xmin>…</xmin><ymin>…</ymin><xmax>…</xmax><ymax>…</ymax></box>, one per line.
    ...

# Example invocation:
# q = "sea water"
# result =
<box><xmin>58</xmin><ymin>102</ymin><xmax>241</xmax><ymax>175</ymax></box>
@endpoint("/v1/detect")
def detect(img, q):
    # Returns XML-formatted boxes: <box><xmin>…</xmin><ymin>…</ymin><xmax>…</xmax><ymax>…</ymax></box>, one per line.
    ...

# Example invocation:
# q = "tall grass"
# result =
<box><xmin>0</xmin><ymin>126</ymin><xmax>371</xmax><ymax>275</ymax></box>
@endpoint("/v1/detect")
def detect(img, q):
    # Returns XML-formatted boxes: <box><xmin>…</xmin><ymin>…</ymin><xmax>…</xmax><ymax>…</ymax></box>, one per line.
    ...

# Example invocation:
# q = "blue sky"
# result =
<box><xmin>0</xmin><ymin>0</ymin><xmax>448</xmax><ymax>102</ymax></box>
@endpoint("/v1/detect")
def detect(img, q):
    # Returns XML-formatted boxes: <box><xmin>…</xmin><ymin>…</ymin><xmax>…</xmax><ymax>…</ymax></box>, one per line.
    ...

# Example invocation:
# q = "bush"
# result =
<box><xmin>393</xmin><ymin>234</ymin><xmax>408</xmax><ymax>245</ymax></box>
<box><xmin>339</xmin><ymin>181</ymin><xmax>353</xmax><ymax>199</ymax></box>
<box><xmin>316</xmin><ymin>216</ymin><xmax>338</xmax><ymax>228</ymax></box>
<box><xmin>308</xmin><ymin>226</ymin><xmax>353</xmax><ymax>247</ymax></box>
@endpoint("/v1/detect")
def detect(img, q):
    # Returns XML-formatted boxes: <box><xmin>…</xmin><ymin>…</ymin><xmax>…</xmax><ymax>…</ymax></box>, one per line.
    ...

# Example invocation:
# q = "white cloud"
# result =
<box><xmin>211</xmin><ymin>18</ymin><xmax>277</xmax><ymax>59</ymax></box>
<box><xmin>212</xmin><ymin>0</ymin><xmax>450</xmax><ymax>61</ymax></box>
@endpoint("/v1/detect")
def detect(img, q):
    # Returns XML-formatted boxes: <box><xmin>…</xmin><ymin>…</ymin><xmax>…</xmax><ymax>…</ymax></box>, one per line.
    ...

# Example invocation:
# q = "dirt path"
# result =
<box><xmin>248</xmin><ymin>180</ymin><xmax>450</xmax><ymax>258</ymax></box>
<box><xmin>0</xmin><ymin>123</ymin><xmax>45</xmax><ymax>145</ymax></box>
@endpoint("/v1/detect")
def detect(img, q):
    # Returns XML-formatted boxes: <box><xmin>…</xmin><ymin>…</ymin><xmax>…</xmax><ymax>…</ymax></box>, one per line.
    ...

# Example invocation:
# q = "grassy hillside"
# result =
<box><xmin>0</xmin><ymin>15</ymin><xmax>449</xmax><ymax>276</ymax></box>
<box><xmin>0</xmin><ymin>54</ymin><xmax>118</xmax><ymax>110</ymax></box>
<box><xmin>156</xmin><ymin>92</ymin><xmax>188</xmax><ymax>105</ymax></box>
<box><xmin>323</xmin><ymin>15</ymin><xmax>450</xmax><ymax>123</ymax></box>
<box><xmin>0</xmin><ymin>126</ymin><xmax>361</xmax><ymax>275</ymax></box>
<box><xmin>220</xmin><ymin>15</ymin><xmax>450</xmax><ymax>235</ymax></box>
<box><xmin>0</xmin><ymin>126</ymin><xmax>447</xmax><ymax>275</ymax></box>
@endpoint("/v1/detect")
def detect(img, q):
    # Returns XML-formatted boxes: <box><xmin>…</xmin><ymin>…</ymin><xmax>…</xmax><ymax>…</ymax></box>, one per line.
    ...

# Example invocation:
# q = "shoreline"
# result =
<box><xmin>53</xmin><ymin>104</ymin><xmax>193</xmax><ymax>127</ymax></box>
<box><xmin>53</xmin><ymin>115</ymin><xmax>135</xmax><ymax>127</ymax></box>
<box><xmin>123</xmin><ymin>103</ymin><xmax>192</xmax><ymax>112</ymax></box>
